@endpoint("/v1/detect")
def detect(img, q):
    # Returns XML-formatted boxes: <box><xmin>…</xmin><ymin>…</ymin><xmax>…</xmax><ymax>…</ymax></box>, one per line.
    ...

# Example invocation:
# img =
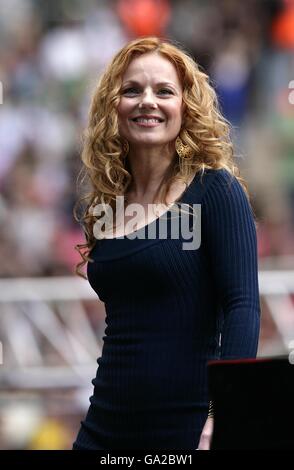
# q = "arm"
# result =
<box><xmin>197</xmin><ymin>402</ymin><xmax>214</xmax><ymax>450</ymax></box>
<box><xmin>197</xmin><ymin>169</ymin><xmax>261</xmax><ymax>450</ymax></box>
<box><xmin>203</xmin><ymin>169</ymin><xmax>260</xmax><ymax>359</ymax></box>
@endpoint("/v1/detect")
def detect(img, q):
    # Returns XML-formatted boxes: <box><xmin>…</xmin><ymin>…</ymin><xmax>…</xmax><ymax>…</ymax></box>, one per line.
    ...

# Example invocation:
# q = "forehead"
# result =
<box><xmin>122</xmin><ymin>52</ymin><xmax>182</xmax><ymax>87</ymax></box>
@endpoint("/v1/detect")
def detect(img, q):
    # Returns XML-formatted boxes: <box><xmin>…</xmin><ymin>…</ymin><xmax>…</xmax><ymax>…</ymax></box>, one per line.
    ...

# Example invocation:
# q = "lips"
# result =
<box><xmin>130</xmin><ymin>115</ymin><xmax>164</xmax><ymax>122</ymax></box>
<box><xmin>130</xmin><ymin>119</ymin><xmax>163</xmax><ymax>128</ymax></box>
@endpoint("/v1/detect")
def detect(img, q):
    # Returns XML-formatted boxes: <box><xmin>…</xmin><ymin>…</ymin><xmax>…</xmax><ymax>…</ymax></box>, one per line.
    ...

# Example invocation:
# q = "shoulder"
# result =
<box><xmin>185</xmin><ymin>168</ymin><xmax>242</xmax><ymax>201</ymax></box>
<box><xmin>201</xmin><ymin>168</ymin><xmax>247</xmax><ymax>202</ymax></box>
<box><xmin>200</xmin><ymin>169</ymin><xmax>257</xmax><ymax>229</ymax></box>
<box><xmin>201</xmin><ymin>167</ymin><xmax>237</xmax><ymax>187</ymax></box>
<box><xmin>184</xmin><ymin>167</ymin><xmax>250</xmax><ymax>209</ymax></box>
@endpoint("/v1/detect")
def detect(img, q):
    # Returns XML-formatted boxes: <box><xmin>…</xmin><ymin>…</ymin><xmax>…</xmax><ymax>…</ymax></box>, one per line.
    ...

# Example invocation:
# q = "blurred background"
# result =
<box><xmin>0</xmin><ymin>0</ymin><xmax>294</xmax><ymax>449</ymax></box>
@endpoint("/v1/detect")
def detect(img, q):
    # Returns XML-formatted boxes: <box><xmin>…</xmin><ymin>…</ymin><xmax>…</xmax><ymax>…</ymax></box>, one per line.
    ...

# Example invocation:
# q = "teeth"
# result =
<box><xmin>134</xmin><ymin>118</ymin><xmax>161</xmax><ymax>123</ymax></box>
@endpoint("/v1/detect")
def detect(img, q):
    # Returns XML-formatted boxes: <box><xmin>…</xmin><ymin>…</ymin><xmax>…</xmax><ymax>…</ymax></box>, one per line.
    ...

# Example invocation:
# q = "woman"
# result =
<box><xmin>72</xmin><ymin>36</ymin><xmax>260</xmax><ymax>450</ymax></box>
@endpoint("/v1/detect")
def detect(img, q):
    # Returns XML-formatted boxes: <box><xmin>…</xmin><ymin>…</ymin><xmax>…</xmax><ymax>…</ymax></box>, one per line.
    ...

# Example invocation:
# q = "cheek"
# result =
<box><xmin>117</xmin><ymin>101</ymin><xmax>133</xmax><ymax>137</ymax></box>
<box><xmin>117</xmin><ymin>99</ymin><xmax>133</xmax><ymax>120</ymax></box>
<box><xmin>167</xmin><ymin>102</ymin><xmax>183</xmax><ymax>124</ymax></box>
<box><xmin>117</xmin><ymin>102</ymin><xmax>126</xmax><ymax>123</ymax></box>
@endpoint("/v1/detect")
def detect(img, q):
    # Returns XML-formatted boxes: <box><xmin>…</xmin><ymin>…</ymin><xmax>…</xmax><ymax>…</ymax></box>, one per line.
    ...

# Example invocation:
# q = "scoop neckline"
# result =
<box><xmin>101</xmin><ymin>171</ymin><xmax>198</xmax><ymax>240</ymax></box>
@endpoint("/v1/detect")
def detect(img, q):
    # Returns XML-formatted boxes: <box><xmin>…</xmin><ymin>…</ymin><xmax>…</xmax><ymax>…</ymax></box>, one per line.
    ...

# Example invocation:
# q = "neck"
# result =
<box><xmin>126</xmin><ymin>143</ymin><xmax>176</xmax><ymax>200</ymax></box>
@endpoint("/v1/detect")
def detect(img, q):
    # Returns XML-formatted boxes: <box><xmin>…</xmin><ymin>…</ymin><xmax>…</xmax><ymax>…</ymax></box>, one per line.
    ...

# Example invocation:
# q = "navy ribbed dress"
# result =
<box><xmin>73</xmin><ymin>168</ymin><xmax>261</xmax><ymax>450</ymax></box>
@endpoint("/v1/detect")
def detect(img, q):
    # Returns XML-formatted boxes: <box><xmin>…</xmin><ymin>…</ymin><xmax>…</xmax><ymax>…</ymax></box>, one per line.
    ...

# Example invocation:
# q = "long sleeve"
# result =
<box><xmin>202</xmin><ymin>169</ymin><xmax>261</xmax><ymax>359</ymax></box>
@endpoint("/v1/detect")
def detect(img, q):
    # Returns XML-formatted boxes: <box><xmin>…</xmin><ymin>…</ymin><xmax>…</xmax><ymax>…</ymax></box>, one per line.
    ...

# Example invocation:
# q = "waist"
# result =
<box><xmin>91</xmin><ymin>341</ymin><xmax>216</xmax><ymax>406</ymax></box>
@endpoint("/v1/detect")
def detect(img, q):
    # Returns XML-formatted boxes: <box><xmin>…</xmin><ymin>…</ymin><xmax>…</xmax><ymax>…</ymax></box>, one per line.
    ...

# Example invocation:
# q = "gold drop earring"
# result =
<box><xmin>175</xmin><ymin>136</ymin><xmax>194</xmax><ymax>159</ymax></box>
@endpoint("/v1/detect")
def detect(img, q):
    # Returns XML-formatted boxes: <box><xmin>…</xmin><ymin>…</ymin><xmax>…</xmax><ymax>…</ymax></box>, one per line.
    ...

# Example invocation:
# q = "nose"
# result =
<box><xmin>139</xmin><ymin>89</ymin><xmax>157</xmax><ymax>109</ymax></box>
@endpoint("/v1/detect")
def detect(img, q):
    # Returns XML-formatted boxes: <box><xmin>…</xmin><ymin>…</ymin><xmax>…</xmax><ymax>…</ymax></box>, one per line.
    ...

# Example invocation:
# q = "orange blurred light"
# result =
<box><xmin>117</xmin><ymin>0</ymin><xmax>171</xmax><ymax>37</ymax></box>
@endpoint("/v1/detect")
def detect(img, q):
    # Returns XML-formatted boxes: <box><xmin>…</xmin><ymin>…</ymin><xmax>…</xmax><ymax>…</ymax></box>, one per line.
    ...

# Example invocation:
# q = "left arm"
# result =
<box><xmin>203</xmin><ymin>169</ymin><xmax>261</xmax><ymax>359</ymax></box>
<box><xmin>198</xmin><ymin>169</ymin><xmax>261</xmax><ymax>449</ymax></box>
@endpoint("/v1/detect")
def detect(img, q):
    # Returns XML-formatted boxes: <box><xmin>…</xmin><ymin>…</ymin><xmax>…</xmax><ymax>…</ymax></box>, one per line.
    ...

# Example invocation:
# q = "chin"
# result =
<box><xmin>131</xmin><ymin>137</ymin><xmax>166</xmax><ymax>146</ymax></box>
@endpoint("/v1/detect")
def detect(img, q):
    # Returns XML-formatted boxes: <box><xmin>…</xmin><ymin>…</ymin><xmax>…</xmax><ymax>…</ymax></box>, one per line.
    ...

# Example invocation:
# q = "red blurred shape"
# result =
<box><xmin>271</xmin><ymin>0</ymin><xmax>294</xmax><ymax>49</ymax></box>
<box><xmin>117</xmin><ymin>0</ymin><xmax>171</xmax><ymax>37</ymax></box>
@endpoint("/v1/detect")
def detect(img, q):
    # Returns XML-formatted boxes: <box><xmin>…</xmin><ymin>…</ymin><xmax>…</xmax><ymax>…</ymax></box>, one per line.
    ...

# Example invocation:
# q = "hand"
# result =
<box><xmin>197</xmin><ymin>416</ymin><xmax>214</xmax><ymax>450</ymax></box>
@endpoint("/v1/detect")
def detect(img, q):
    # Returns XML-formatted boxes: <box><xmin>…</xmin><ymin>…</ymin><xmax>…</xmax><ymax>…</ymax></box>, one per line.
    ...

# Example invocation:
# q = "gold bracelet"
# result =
<box><xmin>208</xmin><ymin>400</ymin><xmax>214</xmax><ymax>418</ymax></box>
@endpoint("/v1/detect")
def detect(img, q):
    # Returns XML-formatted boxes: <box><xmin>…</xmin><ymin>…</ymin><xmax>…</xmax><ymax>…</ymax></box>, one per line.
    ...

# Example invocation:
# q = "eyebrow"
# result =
<box><xmin>122</xmin><ymin>80</ymin><xmax>179</xmax><ymax>90</ymax></box>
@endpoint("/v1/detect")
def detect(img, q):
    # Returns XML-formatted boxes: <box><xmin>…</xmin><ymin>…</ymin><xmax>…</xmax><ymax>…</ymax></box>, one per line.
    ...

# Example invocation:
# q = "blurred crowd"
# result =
<box><xmin>0</xmin><ymin>0</ymin><xmax>294</xmax><ymax>279</ymax></box>
<box><xmin>1</xmin><ymin>0</ymin><xmax>294</xmax><ymax>450</ymax></box>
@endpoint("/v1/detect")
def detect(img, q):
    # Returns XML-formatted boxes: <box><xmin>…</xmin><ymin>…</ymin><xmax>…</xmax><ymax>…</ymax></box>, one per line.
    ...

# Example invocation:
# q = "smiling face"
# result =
<box><xmin>117</xmin><ymin>52</ymin><xmax>183</xmax><ymax>150</ymax></box>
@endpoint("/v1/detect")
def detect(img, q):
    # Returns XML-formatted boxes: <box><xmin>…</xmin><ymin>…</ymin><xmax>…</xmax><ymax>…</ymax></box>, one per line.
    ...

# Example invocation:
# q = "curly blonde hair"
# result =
<box><xmin>73</xmin><ymin>36</ymin><xmax>249</xmax><ymax>280</ymax></box>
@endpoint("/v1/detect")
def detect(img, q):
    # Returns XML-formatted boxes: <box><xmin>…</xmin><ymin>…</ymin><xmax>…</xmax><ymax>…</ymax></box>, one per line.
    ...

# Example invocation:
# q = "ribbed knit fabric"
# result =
<box><xmin>72</xmin><ymin>168</ymin><xmax>261</xmax><ymax>450</ymax></box>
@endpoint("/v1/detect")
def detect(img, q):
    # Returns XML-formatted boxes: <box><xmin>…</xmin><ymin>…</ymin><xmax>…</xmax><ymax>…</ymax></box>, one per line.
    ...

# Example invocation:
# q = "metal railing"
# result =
<box><xmin>0</xmin><ymin>272</ymin><xmax>294</xmax><ymax>390</ymax></box>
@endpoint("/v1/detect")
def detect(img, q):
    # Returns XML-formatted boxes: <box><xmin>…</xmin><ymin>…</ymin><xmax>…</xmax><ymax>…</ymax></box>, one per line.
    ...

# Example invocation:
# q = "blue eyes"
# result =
<box><xmin>122</xmin><ymin>88</ymin><xmax>173</xmax><ymax>95</ymax></box>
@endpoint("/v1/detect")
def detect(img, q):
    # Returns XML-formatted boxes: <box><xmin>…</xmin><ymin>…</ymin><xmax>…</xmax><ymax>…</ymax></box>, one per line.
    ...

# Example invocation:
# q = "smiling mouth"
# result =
<box><xmin>131</xmin><ymin>117</ymin><xmax>164</xmax><ymax>123</ymax></box>
<box><xmin>129</xmin><ymin>117</ymin><xmax>164</xmax><ymax>128</ymax></box>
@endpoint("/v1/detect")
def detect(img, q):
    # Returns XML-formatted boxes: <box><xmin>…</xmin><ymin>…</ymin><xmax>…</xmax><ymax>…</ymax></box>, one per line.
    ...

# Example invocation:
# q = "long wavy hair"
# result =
<box><xmin>73</xmin><ymin>36</ymin><xmax>249</xmax><ymax>280</ymax></box>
